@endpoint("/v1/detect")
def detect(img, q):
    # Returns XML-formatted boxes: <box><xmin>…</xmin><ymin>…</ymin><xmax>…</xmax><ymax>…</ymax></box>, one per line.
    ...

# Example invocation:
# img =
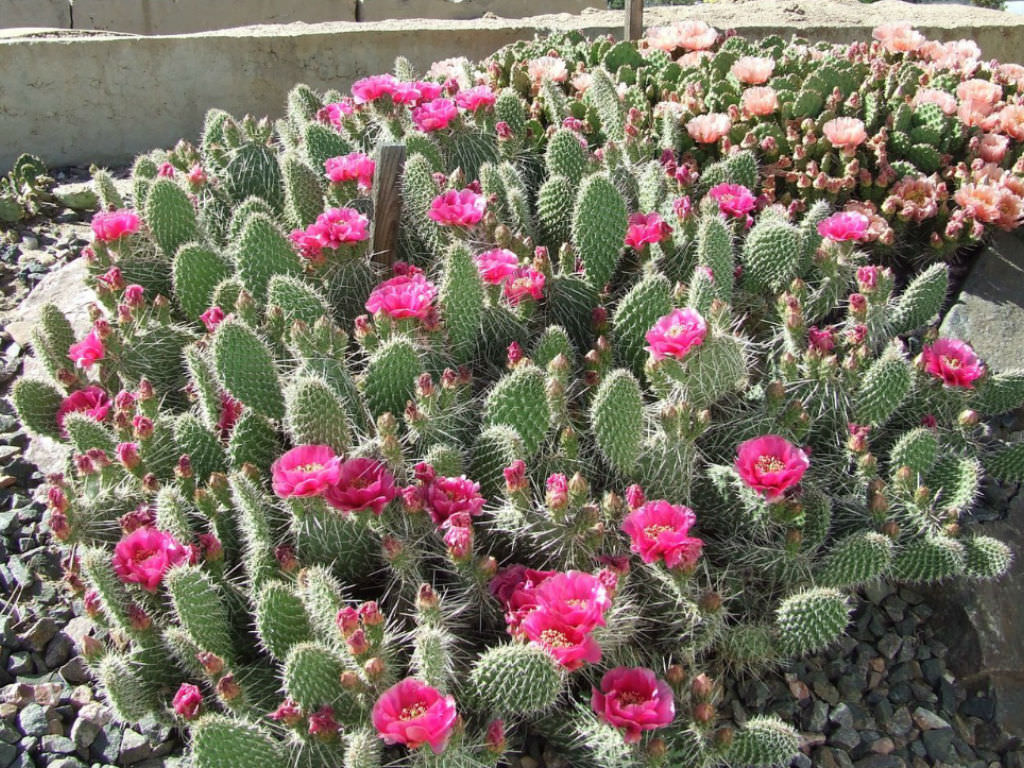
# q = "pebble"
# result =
<box><xmin>16</xmin><ymin>705</ymin><xmax>48</xmax><ymax>738</ymax></box>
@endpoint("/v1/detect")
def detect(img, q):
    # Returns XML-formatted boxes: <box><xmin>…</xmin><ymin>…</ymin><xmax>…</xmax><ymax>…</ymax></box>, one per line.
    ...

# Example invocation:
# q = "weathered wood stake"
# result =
<box><xmin>625</xmin><ymin>0</ymin><xmax>644</xmax><ymax>42</ymax></box>
<box><xmin>370</xmin><ymin>143</ymin><xmax>406</xmax><ymax>269</ymax></box>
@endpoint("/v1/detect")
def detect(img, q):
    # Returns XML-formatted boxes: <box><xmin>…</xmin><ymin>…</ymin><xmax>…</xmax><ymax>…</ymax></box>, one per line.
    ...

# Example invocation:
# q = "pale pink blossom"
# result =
<box><xmin>528</xmin><ymin>56</ymin><xmax>568</xmax><ymax>85</ymax></box>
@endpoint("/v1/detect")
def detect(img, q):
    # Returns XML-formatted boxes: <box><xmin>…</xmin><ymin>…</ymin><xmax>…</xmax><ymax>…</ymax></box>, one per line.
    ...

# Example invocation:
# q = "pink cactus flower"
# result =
<box><xmin>308</xmin><ymin>706</ymin><xmax>341</xmax><ymax>737</ymax></box>
<box><xmin>741</xmin><ymin>86</ymin><xmax>779</xmax><ymax>117</ymax></box>
<box><xmin>735</xmin><ymin>435</ymin><xmax>810</xmax><ymax>502</ymax></box>
<box><xmin>520</xmin><ymin>609</ymin><xmax>602</xmax><ymax>671</ymax></box>
<box><xmin>686</xmin><ymin>113</ymin><xmax>732</xmax><ymax>144</ymax></box>
<box><xmin>533</xmin><ymin>571</ymin><xmax>612</xmax><ymax>632</ymax></box>
<box><xmin>365</xmin><ymin>273</ymin><xmax>437</xmax><ymax>320</ymax></box>
<box><xmin>503</xmin><ymin>266</ymin><xmax>546</xmax><ymax>305</ymax></box>
<box><xmin>116</xmin><ymin>442</ymin><xmax>141</xmax><ymax>470</ymax></box>
<box><xmin>352</xmin><ymin>74</ymin><xmax>398</xmax><ymax>103</ymax></box>
<box><xmin>428</xmin><ymin>188</ymin><xmax>486</xmax><ymax>227</ymax></box>
<box><xmin>488</xmin><ymin>564</ymin><xmax>556</xmax><ymax>606</ymax></box>
<box><xmin>372</xmin><ymin>678</ymin><xmax>458</xmax><ymax>754</ymax></box>
<box><xmin>423</xmin><ymin>475</ymin><xmax>486</xmax><ymax>525</ymax></box>
<box><xmin>68</xmin><ymin>330</ymin><xmax>105</xmax><ymax>369</ymax></box>
<box><xmin>625</xmin><ymin>212</ymin><xmax>672</xmax><ymax>249</ymax></box>
<box><xmin>271</xmin><ymin>445</ymin><xmax>342</xmax><ymax>499</ymax></box>
<box><xmin>290</xmin><ymin>229</ymin><xmax>326</xmax><ymax>263</ymax></box>
<box><xmin>856</xmin><ymin>266</ymin><xmax>881</xmax><ymax>292</ymax></box>
<box><xmin>91</xmin><ymin>210</ymin><xmax>140</xmax><ymax>242</ymax></box>
<box><xmin>823</xmin><ymin>117</ymin><xmax>867</xmax><ymax>151</ymax></box>
<box><xmin>325</xmin><ymin>152</ymin><xmax>376</xmax><ymax>191</ymax></box>
<box><xmin>157</xmin><ymin>162</ymin><xmax>176</xmax><ymax>178</ymax></box>
<box><xmin>187</xmin><ymin>164</ymin><xmax>207</xmax><ymax>186</ymax></box>
<box><xmin>455</xmin><ymin>85</ymin><xmax>496</xmax><ymax>111</ymax></box>
<box><xmin>412</xmin><ymin>98</ymin><xmax>459</xmax><ymax>132</ymax></box>
<box><xmin>474</xmin><ymin>248</ymin><xmax>520</xmax><ymax>285</ymax></box>
<box><xmin>200</xmin><ymin>306</ymin><xmax>225</xmax><ymax>333</ymax></box>
<box><xmin>708</xmin><ymin>183</ymin><xmax>757</xmax><ymax>219</ymax></box>
<box><xmin>320</xmin><ymin>101</ymin><xmax>355</xmax><ymax>128</ymax></box>
<box><xmin>56</xmin><ymin>387</ymin><xmax>111</xmax><ymax>436</ymax></box>
<box><xmin>591</xmin><ymin>667</ymin><xmax>676</xmax><ymax>743</ymax></box>
<box><xmin>325</xmin><ymin>458</ymin><xmax>397</xmax><ymax>515</ymax></box>
<box><xmin>621</xmin><ymin>499</ymin><xmax>703</xmax><ymax>571</ymax></box>
<box><xmin>817</xmin><ymin>211</ymin><xmax>869</xmax><ymax>242</ymax></box>
<box><xmin>731</xmin><ymin>56</ymin><xmax>774</xmax><ymax>85</ymax></box>
<box><xmin>112</xmin><ymin>527</ymin><xmax>190</xmax><ymax>592</ymax></box>
<box><xmin>313</xmin><ymin>207</ymin><xmax>370</xmax><ymax>248</ymax></box>
<box><xmin>96</xmin><ymin>266</ymin><xmax>125</xmax><ymax>291</ymax></box>
<box><xmin>172</xmin><ymin>683</ymin><xmax>202</xmax><ymax>720</ymax></box>
<box><xmin>998</xmin><ymin>104</ymin><xmax>1024</xmax><ymax>141</ymax></box>
<box><xmin>922</xmin><ymin>338</ymin><xmax>984</xmax><ymax>388</ymax></box>
<box><xmin>217</xmin><ymin>392</ymin><xmax>243</xmax><ymax>438</ymax></box>
<box><xmin>123</xmin><ymin>284</ymin><xmax>145</xmax><ymax>308</ymax></box>
<box><xmin>807</xmin><ymin>326</ymin><xmax>835</xmax><ymax>352</ymax></box>
<box><xmin>644</xmin><ymin>308</ymin><xmax>707</xmax><ymax>362</ymax></box>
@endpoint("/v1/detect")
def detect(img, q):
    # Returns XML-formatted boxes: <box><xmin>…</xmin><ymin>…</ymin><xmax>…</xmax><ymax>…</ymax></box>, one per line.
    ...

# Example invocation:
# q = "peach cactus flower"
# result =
<box><xmin>741</xmin><ymin>86</ymin><xmax>779</xmax><ymax>117</ymax></box>
<box><xmin>957</xmin><ymin>79</ymin><xmax>1003</xmax><ymax>106</ymax></box>
<box><xmin>647</xmin><ymin>20</ymin><xmax>718</xmax><ymax>53</ymax></box>
<box><xmin>823</xmin><ymin>117</ymin><xmax>867</xmax><ymax>151</ymax></box>
<box><xmin>730</xmin><ymin>56</ymin><xmax>774</xmax><ymax>85</ymax></box>
<box><xmin>997</xmin><ymin>104</ymin><xmax>1024</xmax><ymax>140</ymax></box>
<box><xmin>686</xmin><ymin>113</ymin><xmax>732</xmax><ymax>144</ymax></box>
<box><xmin>912</xmin><ymin>88</ymin><xmax>957</xmax><ymax>117</ymax></box>
<box><xmin>872</xmin><ymin>22</ymin><xmax>925</xmax><ymax>54</ymax></box>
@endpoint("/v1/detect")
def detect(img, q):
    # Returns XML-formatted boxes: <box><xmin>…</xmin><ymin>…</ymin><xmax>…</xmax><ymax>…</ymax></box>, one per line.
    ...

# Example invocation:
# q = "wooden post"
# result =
<box><xmin>370</xmin><ymin>143</ymin><xmax>406</xmax><ymax>270</ymax></box>
<box><xmin>625</xmin><ymin>0</ymin><xmax>643</xmax><ymax>42</ymax></box>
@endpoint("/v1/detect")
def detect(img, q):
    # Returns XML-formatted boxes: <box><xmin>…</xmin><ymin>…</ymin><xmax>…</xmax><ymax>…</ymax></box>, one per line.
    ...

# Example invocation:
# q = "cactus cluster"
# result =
<box><xmin>12</xmin><ymin>24</ymin><xmax>1024</xmax><ymax>768</ymax></box>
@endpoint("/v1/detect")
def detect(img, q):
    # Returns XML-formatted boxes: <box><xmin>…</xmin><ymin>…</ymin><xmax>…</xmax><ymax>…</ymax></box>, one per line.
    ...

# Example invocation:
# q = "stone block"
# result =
<box><xmin>0</xmin><ymin>0</ymin><xmax>71</xmax><ymax>30</ymax></box>
<box><xmin>941</xmin><ymin>232</ymin><xmax>1024</xmax><ymax>373</ymax></box>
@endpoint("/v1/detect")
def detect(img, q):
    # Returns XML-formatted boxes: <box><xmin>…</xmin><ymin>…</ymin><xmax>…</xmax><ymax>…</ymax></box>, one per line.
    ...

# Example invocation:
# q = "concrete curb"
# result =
<box><xmin>2</xmin><ymin>1</ymin><xmax>1024</xmax><ymax>170</ymax></box>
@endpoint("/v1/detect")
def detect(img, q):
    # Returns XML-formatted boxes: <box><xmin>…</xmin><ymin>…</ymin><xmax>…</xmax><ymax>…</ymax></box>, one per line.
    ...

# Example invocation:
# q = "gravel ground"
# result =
<box><xmin>0</xmin><ymin>168</ymin><xmax>1022</xmax><ymax>768</ymax></box>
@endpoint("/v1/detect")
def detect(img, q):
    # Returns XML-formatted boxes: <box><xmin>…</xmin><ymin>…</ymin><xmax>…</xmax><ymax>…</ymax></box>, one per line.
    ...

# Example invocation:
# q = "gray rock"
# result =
<box><xmin>69</xmin><ymin>718</ymin><xmax>99</xmax><ymax>751</ymax></box>
<box><xmin>17</xmin><ymin>704</ymin><xmax>49</xmax><ymax>737</ymax></box>
<box><xmin>57</xmin><ymin>657</ymin><xmax>88</xmax><ymax>686</ymax></box>
<box><xmin>117</xmin><ymin>729</ymin><xmax>152</xmax><ymax>764</ymax></box>
<box><xmin>831</xmin><ymin>703</ymin><xmax>855</xmax><ymax>730</ymax></box>
<box><xmin>830</xmin><ymin>727</ymin><xmax>862</xmax><ymax>751</ymax></box>
<box><xmin>40</xmin><ymin>735</ymin><xmax>75</xmax><ymax>754</ymax></box>
<box><xmin>922</xmin><ymin>728</ymin><xmax>955</xmax><ymax>762</ymax></box>
<box><xmin>46</xmin><ymin>760</ymin><xmax>87</xmax><ymax>768</ymax></box>
<box><xmin>0</xmin><ymin>741</ymin><xmax>16</xmax><ymax>768</ymax></box>
<box><xmin>853</xmin><ymin>757</ymin><xmax>905</xmax><ymax>768</ymax></box>
<box><xmin>941</xmin><ymin>231</ymin><xmax>1024</xmax><ymax>374</ymax></box>
<box><xmin>43</xmin><ymin>633</ymin><xmax>72</xmax><ymax>670</ymax></box>
<box><xmin>6</xmin><ymin>653</ymin><xmax>32</xmax><ymax>677</ymax></box>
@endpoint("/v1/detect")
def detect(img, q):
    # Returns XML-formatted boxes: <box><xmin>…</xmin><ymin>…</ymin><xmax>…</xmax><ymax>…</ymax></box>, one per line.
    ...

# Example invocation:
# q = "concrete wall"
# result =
<box><xmin>72</xmin><ymin>0</ymin><xmax>358</xmax><ymax>35</ymax></box>
<box><xmin>1</xmin><ymin>0</ymin><xmax>598</xmax><ymax>34</ymax></box>
<box><xmin>2</xmin><ymin>1</ymin><xmax>1024</xmax><ymax>170</ymax></box>
<box><xmin>358</xmin><ymin>0</ymin><xmax>599</xmax><ymax>22</ymax></box>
